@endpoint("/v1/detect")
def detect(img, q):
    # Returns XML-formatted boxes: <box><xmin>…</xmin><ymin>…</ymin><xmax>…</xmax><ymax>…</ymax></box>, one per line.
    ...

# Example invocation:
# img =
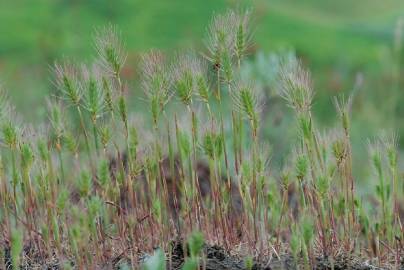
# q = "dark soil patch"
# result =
<box><xmin>167</xmin><ymin>241</ymin><xmax>395</xmax><ymax>270</ymax></box>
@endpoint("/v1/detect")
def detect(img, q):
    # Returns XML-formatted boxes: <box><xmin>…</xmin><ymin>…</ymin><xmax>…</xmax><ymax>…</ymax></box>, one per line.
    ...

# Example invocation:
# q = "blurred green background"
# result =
<box><xmin>0</xmin><ymin>0</ymin><xmax>403</xmax><ymax>183</ymax></box>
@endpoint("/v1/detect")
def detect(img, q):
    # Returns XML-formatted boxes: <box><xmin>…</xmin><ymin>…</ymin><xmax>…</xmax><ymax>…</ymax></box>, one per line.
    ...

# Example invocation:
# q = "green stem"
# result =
<box><xmin>76</xmin><ymin>106</ymin><xmax>93</xmax><ymax>167</ymax></box>
<box><xmin>11</xmin><ymin>149</ymin><xmax>18</xmax><ymax>217</ymax></box>
<box><xmin>57</xmin><ymin>139</ymin><xmax>65</xmax><ymax>184</ymax></box>
<box><xmin>92</xmin><ymin>120</ymin><xmax>100</xmax><ymax>154</ymax></box>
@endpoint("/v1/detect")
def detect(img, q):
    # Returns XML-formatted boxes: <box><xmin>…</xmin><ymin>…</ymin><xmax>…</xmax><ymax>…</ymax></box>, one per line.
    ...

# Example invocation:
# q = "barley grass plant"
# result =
<box><xmin>0</xmin><ymin>8</ymin><xmax>402</xmax><ymax>270</ymax></box>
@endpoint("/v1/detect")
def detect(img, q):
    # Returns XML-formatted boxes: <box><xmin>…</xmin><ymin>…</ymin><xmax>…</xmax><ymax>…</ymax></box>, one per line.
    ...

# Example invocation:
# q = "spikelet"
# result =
<box><xmin>141</xmin><ymin>50</ymin><xmax>172</xmax><ymax>124</ymax></box>
<box><xmin>81</xmin><ymin>65</ymin><xmax>105</xmax><ymax>121</ymax></box>
<box><xmin>54</xmin><ymin>61</ymin><xmax>82</xmax><ymax>106</ymax></box>
<box><xmin>94</xmin><ymin>25</ymin><xmax>126</xmax><ymax>76</ymax></box>
<box><xmin>172</xmin><ymin>53</ymin><xmax>205</xmax><ymax>106</ymax></box>
<box><xmin>231</xmin><ymin>80</ymin><xmax>262</xmax><ymax>130</ymax></box>
<box><xmin>204</xmin><ymin>10</ymin><xmax>236</xmax><ymax>69</ymax></box>
<box><xmin>278</xmin><ymin>59</ymin><xmax>313</xmax><ymax>114</ymax></box>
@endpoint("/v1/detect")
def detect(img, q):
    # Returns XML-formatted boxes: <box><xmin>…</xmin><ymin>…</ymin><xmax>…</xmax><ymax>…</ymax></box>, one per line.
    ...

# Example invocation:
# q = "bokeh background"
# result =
<box><xmin>1</xmin><ymin>0</ymin><xmax>403</xmax><ymax>188</ymax></box>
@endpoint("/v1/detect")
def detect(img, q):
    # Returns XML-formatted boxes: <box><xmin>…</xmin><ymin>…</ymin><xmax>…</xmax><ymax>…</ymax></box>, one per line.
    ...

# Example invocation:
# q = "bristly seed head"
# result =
<box><xmin>54</xmin><ymin>61</ymin><xmax>82</xmax><ymax>106</ymax></box>
<box><xmin>330</xmin><ymin>130</ymin><xmax>348</xmax><ymax>166</ymax></box>
<box><xmin>368</xmin><ymin>134</ymin><xmax>399</xmax><ymax>172</ymax></box>
<box><xmin>379</xmin><ymin>132</ymin><xmax>399</xmax><ymax>168</ymax></box>
<box><xmin>294</xmin><ymin>152</ymin><xmax>308</xmax><ymax>181</ymax></box>
<box><xmin>204</xmin><ymin>10</ymin><xmax>236</xmax><ymax>68</ymax></box>
<box><xmin>102</xmin><ymin>77</ymin><xmax>115</xmax><ymax>113</ymax></box>
<box><xmin>278</xmin><ymin>59</ymin><xmax>314</xmax><ymax>114</ymax></box>
<box><xmin>141</xmin><ymin>50</ymin><xmax>172</xmax><ymax>124</ymax></box>
<box><xmin>20</xmin><ymin>142</ymin><xmax>34</xmax><ymax>170</ymax></box>
<box><xmin>1</xmin><ymin>120</ymin><xmax>19</xmax><ymax>149</ymax></box>
<box><xmin>47</xmin><ymin>99</ymin><xmax>65</xmax><ymax>138</ymax></box>
<box><xmin>94</xmin><ymin>25</ymin><xmax>127</xmax><ymax>76</ymax></box>
<box><xmin>221</xmin><ymin>50</ymin><xmax>234</xmax><ymax>84</ymax></box>
<box><xmin>81</xmin><ymin>65</ymin><xmax>105</xmax><ymax>121</ymax></box>
<box><xmin>334</xmin><ymin>95</ymin><xmax>353</xmax><ymax>133</ymax></box>
<box><xmin>204</xmin><ymin>9</ymin><xmax>253</xmax><ymax>72</ymax></box>
<box><xmin>172</xmin><ymin>53</ymin><xmax>205</xmax><ymax>106</ymax></box>
<box><xmin>231</xmin><ymin>80</ymin><xmax>261</xmax><ymax>130</ymax></box>
<box><xmin>367</xmin><ymin>139</ymin><xmax>383</xmax><ymax>177</ymax></box>
<box><xmin>234</xmin><ymin>9</ymin><xmax>253</xmax><ymax>62</ymax></box>
<box><xmin>201</xmin><ymin>122</ymin><xmax>223</xmax><ymax>159</ymax></box>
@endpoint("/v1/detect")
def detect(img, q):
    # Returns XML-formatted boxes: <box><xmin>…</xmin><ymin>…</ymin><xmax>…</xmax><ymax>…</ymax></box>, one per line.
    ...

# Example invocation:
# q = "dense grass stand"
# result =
<box><xmin>0</xmin><ymin>9</ymin><xmax>402</xmax><ymax>270</ymax></box>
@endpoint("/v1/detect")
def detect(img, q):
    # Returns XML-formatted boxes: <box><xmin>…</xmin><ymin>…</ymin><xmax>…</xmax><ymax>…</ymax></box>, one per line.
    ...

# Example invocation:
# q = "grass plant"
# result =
<box><xmin>0</xmin><ymin>8</ymin><xmax>402</xmax><ymax>270</ymax></box>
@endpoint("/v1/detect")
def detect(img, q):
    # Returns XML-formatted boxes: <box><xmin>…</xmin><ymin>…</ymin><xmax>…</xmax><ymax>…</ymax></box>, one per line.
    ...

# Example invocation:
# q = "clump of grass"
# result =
<box><xmin>10</xmin><ymin>227</ymin><xmax>23</xmax><ymax>270</ymax></box>
<box><xmin>0</xmin><ymin>8</ymin><xmax>402</xmax><ymax>270</ymax></box>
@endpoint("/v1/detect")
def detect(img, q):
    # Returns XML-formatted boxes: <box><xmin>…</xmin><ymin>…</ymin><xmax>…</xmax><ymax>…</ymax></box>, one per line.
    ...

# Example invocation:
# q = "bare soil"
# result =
<box><xmin>3</xmin><ymin>241</ymin><xmax>400</xmax><ymax>269</ymax></box>
<box><xmin>166</xmin><ymin>241</ymin><xmax>397</xmax><ymax>270</ymax></box>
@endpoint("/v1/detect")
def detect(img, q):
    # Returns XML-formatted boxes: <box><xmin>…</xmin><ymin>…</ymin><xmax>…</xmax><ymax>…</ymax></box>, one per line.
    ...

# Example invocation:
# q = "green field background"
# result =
<box><xmin>0</xmin><ymin>0</ymin><xmax>403</xmax><ymax>185</ymax></box>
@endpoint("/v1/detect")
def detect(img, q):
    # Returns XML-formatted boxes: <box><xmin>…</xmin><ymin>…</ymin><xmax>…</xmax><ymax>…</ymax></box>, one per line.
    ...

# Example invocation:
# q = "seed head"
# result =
<box><xmin>87</xmin><ymin>195</ymin><xmax>103</xmax><ymax>218</ymax></box>
<box><xmin>63</xmin><ymin>131</ymin><xmax>78</xmax><ymax>154</ymax></box>
<box><xmin>0</xmin><ymin>99</ymin><xmax>23</xmax><ymax>150</ymax></box>
<box><xmin>102</xmin><ymin>77</ymin><xmax>115</xmax><ymax>113</ymax></box>
<box><xmin>82</xmin><ymin>66</ymin><xmax>105</xmax><ymax>121</ymax></box>
<box><xmin>233</xmin><ymin>9</ymin><xmax>253</xmax><ymax>62</ymax></box>
<box><xmin>204</xmin><ymin>10</ymin><xmax>236</xmax><ymax>68</ymax></box>
<box><xmin>56</xmin><ymin>188</ymin><xmax>70</xmax><ymax>213</ymax></box>
<box><xmin>328</xmin><ymin>129</ymin><xmax>349</xmax><ymax>166</ymax></box>
<box><xmin>367</xmin><ymin>139</ymin><xmax>383</xmax><ymax>177</ymax></box>
<box><xmin>20</xmin><ymin>142</ymin><xmax>34</xmax><ymax>170</ymax></box>
<box><xmin>316</xmin><ymin>175</ymin><xmax>330</xmax><ymax>198</ymax></box>
<box><xmin>118</xmin><ymin>95</ymin><xmax>127</xmax><ymax>128</ymax></box>
<box><xmin>196</xmin><ymin>73</ymin><xmax>210</xmax><ymax>103</ymax></box>
<box><xmin>334</xmin><ymin>95</ymin><xmax>353</xmax><ymax>132</ymax></box>
<box><xmin>95</xmin><ymin>25</ymin><xmax>126</xmax><ymax>76</ymax></box>
<box><xmin>47</xmin><ymin>99</ymin><xmax>65</xmax><ymax>138</ymax></box>
<box><xmin>332</xmin><ymin>134</ymin><xmax>347</xmax><ymax>166</ymax></box>
<box><xmin>141</xmin><ymin>50</ymin><xmax>172</xmax><ymax>123</ymax></box>
<box><xmin>141</xmin><ymin>50</ymin><xmax>171</xmax><ymax>98</ymax></box>
<box><xmin>221</xmin><ymin>50</ymin><xmax>234</xmax><ymax>84</ymax></box>
<box><xmin>205</xmin><ymin>9</ymin><xmax>253</xmax><ymax>70</ymax></box>
<box><xmin>128</xmin><ymin>125</ymin><xmax>139</xmax><ymax>160</ymax></box>
<box><xmin>278</xmin><ymin>59</ymin><xmax>313</xmax><ymax>113</ymax></box>
<box><xmin>172</xmin><ymin>53</ymin><xmax>205</xmax><ymax>106</ymax></box>
<box><xmin>99</xmin><ymin>122</ymin><xmax>111</xmax><ymax>148</ymax></box>
<box><xmin>380</xmin><ymin>132</ymin><xmax>399</xmax><ymax>168</ymax></box>
<box><xmin>37</xmin><ymin>135</ymin><xmax>50</xmax><ymax>162</ymax></box>
<box><xmin>295</xmin><ymin>153</ymin><xmax>308</xmax><ymax>181</ymax></box>
<box><xmin>231</xmin><ymin>80</ymin><xmax>261</xmax><ymax>129</ymax></box>
<box><xmin>177</xmin><ymin>57</ymin><xmax>211</xmax><ymax>103</ymax></box>
<box><xmin>1</xmin><ymin>120</ymin><xmax>19</xmax><ymax>149</ymax></box>
<box><xmin>97</xmin><ymin>159</ymin><xmax>111</xmax><ymax>188</ymax></box>
<box><xmin>54</xmin><ymin>61</ymin><xmax>82</xmax><ymax>106</ymax></box>
<box><xmin>201</xmin><ymin>123</ymin><xmax>223</xmax><ymax>159</ymax></box>
<box><xmin>77</xmin><ymin>169</ymin><xmax>92</xmax><ymax>198</ymax></box>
